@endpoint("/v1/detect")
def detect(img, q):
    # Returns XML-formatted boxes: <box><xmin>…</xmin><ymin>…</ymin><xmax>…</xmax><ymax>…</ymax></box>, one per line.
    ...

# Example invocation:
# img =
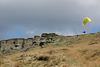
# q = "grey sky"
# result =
<box><xmin>0</xmin><ymin>0</ymin><xmax>100</xmax><ymax>40</ymax></box>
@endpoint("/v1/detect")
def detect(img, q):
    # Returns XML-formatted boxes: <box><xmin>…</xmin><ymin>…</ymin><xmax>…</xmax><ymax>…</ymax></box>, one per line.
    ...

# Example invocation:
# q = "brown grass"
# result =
<box><xmin>0</xmin><ymin>52</ymin><xmax>4</xmax><ymax>66</ymax></box>
<box><xmin>14</xmin><ymin>61</ymin><xmax>20</xmax><ymax>67</ymax></box>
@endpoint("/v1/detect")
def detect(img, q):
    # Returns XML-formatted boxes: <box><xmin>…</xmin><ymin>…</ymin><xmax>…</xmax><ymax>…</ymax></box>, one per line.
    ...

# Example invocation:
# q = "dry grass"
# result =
<box><xmin>0</xmin><ymin>52</ymin><xmax>4</xmax><ymax>66</ymax></box>
<box><xmin>14</xmin><ymin>61</ymin><xmax>20</xmax><ymax>67</ymax></box>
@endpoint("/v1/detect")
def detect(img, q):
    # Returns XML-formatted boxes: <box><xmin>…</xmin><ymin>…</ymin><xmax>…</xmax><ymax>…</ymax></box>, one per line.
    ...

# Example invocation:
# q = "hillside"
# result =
<box><xmin>0</xmin><ymin>32</ymin><xmax>100</xmax><ymax>67</ymax></box>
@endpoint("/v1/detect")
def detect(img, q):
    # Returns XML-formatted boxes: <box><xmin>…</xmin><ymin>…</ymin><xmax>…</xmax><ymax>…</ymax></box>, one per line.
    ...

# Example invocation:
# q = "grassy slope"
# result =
<box><xmin>0</xmin><ymin>33</ymin><xmax>100</xmax><ymax>67</ymax></box>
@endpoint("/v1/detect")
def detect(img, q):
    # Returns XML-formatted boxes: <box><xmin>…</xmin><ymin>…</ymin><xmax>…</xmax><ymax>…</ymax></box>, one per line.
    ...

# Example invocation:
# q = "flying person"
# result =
<box><xmin>83</xmin><ymin>17</ymin><xmax>91</xmax><ymax>33</ymax></box>
<box><xmin>83</xmin><ymin>31</ymin><xmax>86</xmax><ymax>33</ymax></box>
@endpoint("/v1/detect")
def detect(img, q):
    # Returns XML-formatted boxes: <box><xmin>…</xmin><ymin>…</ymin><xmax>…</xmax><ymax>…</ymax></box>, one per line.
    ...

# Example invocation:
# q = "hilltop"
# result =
<box><xmin>0</xmin><ymin>32</ymin><xmax>100</xmax><ymax>67</ymax></box>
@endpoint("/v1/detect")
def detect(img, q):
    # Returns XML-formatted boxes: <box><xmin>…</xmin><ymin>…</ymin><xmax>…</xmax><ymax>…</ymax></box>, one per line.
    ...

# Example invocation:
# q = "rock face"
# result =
<box><xmin>0</xmin><ymin>33</ymin><xmax>61</xmax><ymax>55</ymax></box>
<box><xmin>0</xmin><ymin>33</ymin><xmax>85</xmax><ymax>55</ymax></box>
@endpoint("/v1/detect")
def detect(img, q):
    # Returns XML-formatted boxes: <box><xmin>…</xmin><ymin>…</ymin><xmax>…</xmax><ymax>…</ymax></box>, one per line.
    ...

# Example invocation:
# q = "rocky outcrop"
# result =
<box><xmin>0</xmin><ymin>33</ymin><xmax>61</xmax><ymax>55</ymax></box>
<box><xmin>1</xmin><ymin>32</ymin><xmax>93</xmax><ymax>55</ymax></box>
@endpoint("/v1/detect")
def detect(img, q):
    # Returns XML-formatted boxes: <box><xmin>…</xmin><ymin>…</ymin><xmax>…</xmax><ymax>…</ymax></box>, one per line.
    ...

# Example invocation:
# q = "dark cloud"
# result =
<box><xmin>0</xmin><ymin>0</ymin><xmax>100</xmax><ymax>40</ymax></box>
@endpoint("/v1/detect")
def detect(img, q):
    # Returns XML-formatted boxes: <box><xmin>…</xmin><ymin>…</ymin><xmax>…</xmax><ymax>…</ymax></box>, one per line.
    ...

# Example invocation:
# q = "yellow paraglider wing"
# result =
<box><xmin>83</xmin><ymin>17</ymin><xmax>91</xmax><ymax>26</ymax></box>
<box><xmin>88</xmin><ymin>18</ymin><xmax>91</xmax><ymax>22</ymax></box>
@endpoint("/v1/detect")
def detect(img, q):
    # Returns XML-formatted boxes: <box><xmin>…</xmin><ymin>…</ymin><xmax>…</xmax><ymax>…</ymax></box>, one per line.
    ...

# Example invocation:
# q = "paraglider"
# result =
<box><xmin>83</xmin><ymin>17</ymin><xmax>91</xmax><ymax>33</ymax></box>
<box><xmin>83</xmin><ymin>17</ymin><xmax>91</xmax><ymax>26</ymax></box>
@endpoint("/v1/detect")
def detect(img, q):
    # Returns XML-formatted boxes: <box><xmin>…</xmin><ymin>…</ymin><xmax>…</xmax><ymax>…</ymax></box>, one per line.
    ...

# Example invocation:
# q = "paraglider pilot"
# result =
<box><xmin>83</xmin><ymin>31</ymin><xmax>86</xmax><ymax>33</ymax></box>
